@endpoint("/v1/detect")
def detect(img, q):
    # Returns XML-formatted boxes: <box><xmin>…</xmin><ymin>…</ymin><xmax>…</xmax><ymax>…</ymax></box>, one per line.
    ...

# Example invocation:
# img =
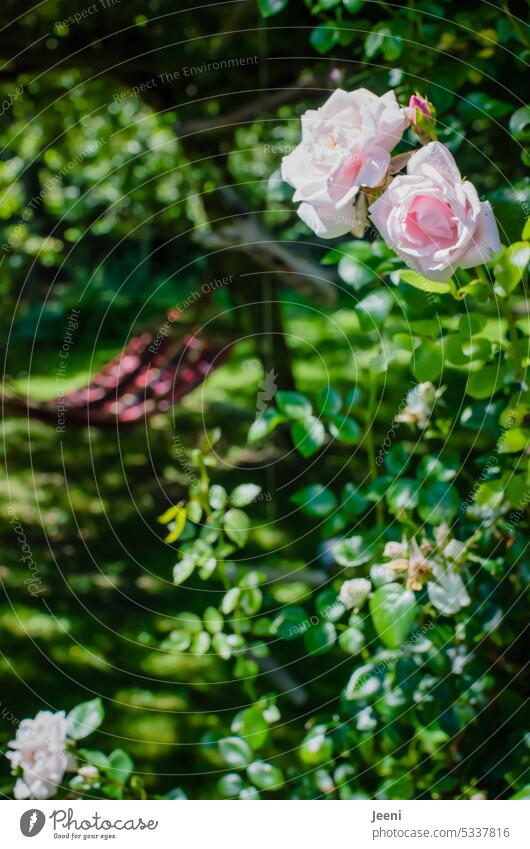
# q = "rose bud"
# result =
<box><xmin>407</xmin><ymin>94</ymin><xmax>437</xmax><ymax>141</ymax></box>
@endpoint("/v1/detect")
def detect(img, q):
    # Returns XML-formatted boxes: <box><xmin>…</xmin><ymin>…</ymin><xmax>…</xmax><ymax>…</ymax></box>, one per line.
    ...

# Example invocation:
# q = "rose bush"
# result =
<box><xmin>282</xmin><ymin>89</ymin><xmax>502</xmax><ymax>282</ymax></box>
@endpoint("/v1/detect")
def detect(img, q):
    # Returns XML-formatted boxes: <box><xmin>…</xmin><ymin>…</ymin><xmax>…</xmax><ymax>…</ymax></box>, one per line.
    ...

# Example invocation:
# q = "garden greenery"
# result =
<box><xmin>1</xmin><ymin>0</ymin><xmax>529</xmax><ymax>801</ymax></box>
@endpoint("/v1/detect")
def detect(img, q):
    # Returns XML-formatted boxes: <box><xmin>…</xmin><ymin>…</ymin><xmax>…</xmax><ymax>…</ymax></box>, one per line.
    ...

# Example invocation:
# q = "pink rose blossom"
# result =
<box><xmin>369</xmin><ymin>142</ymin><xmax>501</xmax><ymax>281</ymax></box>
<box><xmin>281</xmin><ymin>88</ymin><xmax>407</xmax><ymax>238</ymax></box>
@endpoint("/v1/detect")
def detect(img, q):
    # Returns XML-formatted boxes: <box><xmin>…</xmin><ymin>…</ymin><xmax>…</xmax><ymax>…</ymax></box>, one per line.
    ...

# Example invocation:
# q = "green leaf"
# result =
<box><xmin>315</xmin><ymin>588</ymin><xmax>344</xmax><ymax>621</ymax></box>
<box><xmin>221</xmin><ymin>587</ymin><xmax>241</xmax><ymax>615</ymax></box>
<box><xmin>218</xmin><ymin>737</ymin><xmax>252</xmax><ymax>768</ymax></box>
<box><xmin>458</xmin><ymin>312</ymin><xmax>487</xmax><ymax>337</ymax></box>
<box><xmin>318</xmin><ymin>386</ymin><xmax>342</xmax><ymax>415</ymax></box>
<box><xmin>341</xmin><ymin>483</ymin><xmax>369</xmax><ymax>517</ymax></box>
<box><xmin>310</xmin><ymin>23</ymin><xmax>339</xmax><ymax>54</ymax></box>
<box><xmin>173</xmin><ymin>554</ymin><xmax>196</xmax><ymax>586</ymax></box>
<box><xmin>231</xmin><ymin>706</ymin><xmax>269</xmax><ymax>750</ymax></box>
<box><xmin>386</xmin><ymin>479</ymin><xmax>418</xmax><ymax>516</ymax></box>
<box><xmin>369</xmin><ymin>584</ymin><xmax>417</xmax><ymax>649</ymax></box>
<box><xmin>209</xmin><ymin>484</ymin><xmax>228</xmax><ymax>510</ymax></box>
<box><xmin>338</xmin><ymin>626</ymin><xmax>365</xmax><ymax>655</ymax></box>
<box><xmin>338</xmin><ymin>257</ymin><xmax>374</xmax><ymax>289</ymax></box>
<box><xmin>497</xmin><ymin>427</ymin><xmax>529</xmax><ymax>453</ymax></box>
<box><xmin>355</xmin><ymin>289</ymin><xmax>394</xmax><ymax>326</ymax></box>
<box><xmin>231</xmin><ymin>483</ymin><xmax>262</xmax><ymax>507</ymax></box>
<box><xmin>104</xmin><ymin>749</ymin><xmax>134</xmax><ymax>785</ymax></box>
<box><xmin>494</xmin><ymin>242</ymin><xmax>530</xmax><ymax>295</ymax></box>
<box><xmin>247</xmin><ymin>760</ymin><xmax>284</xmax><ymax>790</ymax></box>
<box><xmin>174</xmin><ymin>611</ymin><xmax>202</xmax><ymax>633</ymax></box>
<box><xmin>274</xmin><ymin>605</ymin><xmax>308</xmax><ymax>639</ymax></box>
<box><xmin>276</xmin><ymin>390</ymin><xmax>312</xmax><ymax>420</ymax></box>
<box><xmin>291</xmin><ymin>484</ymin><xmax>337</xmax><ymax>517</ymax></box>
<box><xmin>248</xmin><ymin>407</ymin><xmax>285</xmax><ymax>443</ymax></box>
<box><xmin>343</xmin><ymin>0</ymin><xmax>364</xmax><ymax>10</ymax></box>
<box><xmin>78</xmin><ymin>749</ymin><xmax>110</xmax><ymax>769</ymax></box>
<box><xmin>509</xmin><ymin>105</ymin><xmax>530</xmax><ymax>143</ymax></box>
<box><xmin>223</xmin><ymin>508</ymin><xmax>250</xmax><ymax>547</ymax></box>
<box><xmin>217</xmin><ymin>773</ymin><xmax>244</xmax><ymax>798</ymax></box>
<box><xmin>164</xmin><ymin>506</ymin><xmax>187</xmax><ymax>543</ymax></box>
<box><xmin>190</xmin><ymin>630</ymin><xmax>211</xmax><ymax>655</ymax></box>
<box><xmin>328</xmin><ymin>415</ymin><xmax>361</xmax><ymax>444</ymax></box>
<box><xmin>418</xmin><ymin>481</ymin><xmax>459</xmax><ymax>524</ymax></box>
<box><xmin>67</xmin><ymin>698</ymin><xmax>104</xmax><ymax>740</ymax></box>
<box><xmin>399</xmin><ymin>269</ymin><xmax>455</xmax><ymax>295</ymax></box>
<box><xmin>299</xmin><ymin>731</ymin><xmax>333</xmax><ymax>764</ymax></box>
<box><xmin>344</xmin><ymin>663</ymin><xmax>382</xmax><ymax>700</ymax></box>
<box><xmin>413</xmin><ymin>341</ymin><xmax>443</xmax><ymax>382</ymax></box>
<box><xmin>162</xmin><ymin>629</ymin><xmax>191</xmax><ymax>652</ymax></box>
<box><xmin>291</xmin><ymin>417</ymin><xmax>326</xmax><ymax>457</ymax></box>
<box><xmin>332</xmin><ymin>535</ymin><xmax>371</xmax><ymax>567</ymax></box>
<box><xmin>203</xmin><ymin>606</ymin><xmax>224</xmax><ymax>634</ymax></box>
<box><xmin>212</xmin><ymin>632</ymin><xmax>232</xmax><ymax>660</ymax></box>
<box><xmin>365</xmin><ymin>28</ymin><xmax>384</xmax><ymax>58</ymax></box>
<box><xmin>257</xmin><ymin>0</ymin><xmax>289</xmax><ymax>18</ymax></box>
<box><xmin>467</xmin><ymin>364</ymin><xmax>506</xmax><ymax>399</ymax></box>
<box><xmin>304</xmin><ymin>621</ymin><xmax>337</xmax><ymax>654</ymax></box>
<box><xmin>460</xmin><ymin>92</ymin><xmax>513</xmax><ymax>119</ymax></box>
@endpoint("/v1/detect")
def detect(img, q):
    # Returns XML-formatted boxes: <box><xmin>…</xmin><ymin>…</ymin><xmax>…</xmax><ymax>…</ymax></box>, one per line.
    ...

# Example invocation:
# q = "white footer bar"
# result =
<box><xmin>2</xmin><ymin>799</ymin><xmax>528</xmax><ymax>848</ymax></box>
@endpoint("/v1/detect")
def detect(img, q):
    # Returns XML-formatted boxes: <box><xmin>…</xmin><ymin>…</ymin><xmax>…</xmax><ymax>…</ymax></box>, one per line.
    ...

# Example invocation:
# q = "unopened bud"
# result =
<box><xmin>407</xmin><ymin>94</ymin><xmax>436</xmax><ymax>141</ymax></box>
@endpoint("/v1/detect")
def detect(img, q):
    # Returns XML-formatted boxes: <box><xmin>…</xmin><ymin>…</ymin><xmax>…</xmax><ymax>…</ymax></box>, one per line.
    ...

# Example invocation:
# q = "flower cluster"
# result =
<box><xmin>382</xmin><ymin>525</ymin><xmax>471</xmax><ymax>614</ymax></box>
<box><xmin>6</xmin><ymin>710</ymin><xmax>73</xmax><ymax>799</ymax></box>
<box><xmin>282</xmin><ymin>89</ymin><xmax>501</xmax><ymax>282</ymax></box>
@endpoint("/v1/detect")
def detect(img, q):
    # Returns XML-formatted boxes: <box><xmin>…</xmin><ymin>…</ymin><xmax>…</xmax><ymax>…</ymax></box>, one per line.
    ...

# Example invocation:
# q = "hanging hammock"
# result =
<box><xmin>2</xmin><ymin>312</ymin><xmax>231</xmax><ymax>428</ymax></box>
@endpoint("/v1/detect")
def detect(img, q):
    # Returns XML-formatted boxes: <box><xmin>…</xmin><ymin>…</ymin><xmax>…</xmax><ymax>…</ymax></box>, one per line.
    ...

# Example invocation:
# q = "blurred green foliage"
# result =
<box><xmin>0</xmin><ymin>0</ymin><xmax>529</xmax><ymax>800</ymax></box>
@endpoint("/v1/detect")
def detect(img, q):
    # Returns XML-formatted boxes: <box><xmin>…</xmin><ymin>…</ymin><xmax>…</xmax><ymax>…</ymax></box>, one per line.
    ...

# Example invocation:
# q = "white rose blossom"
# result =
<box><xmin>339</xmin><ymin>577</ymin><xmax>372</xmax><ymax>610</ymax></box>
<box><xmin>6</xmin><ymin>710</ymin><xmax>73</xmax><ymax>799</ymax></box>
<box><xmin>281</xmin><ymin>88</ymin><xmax>407</xmax><ymax>238</ymax></box>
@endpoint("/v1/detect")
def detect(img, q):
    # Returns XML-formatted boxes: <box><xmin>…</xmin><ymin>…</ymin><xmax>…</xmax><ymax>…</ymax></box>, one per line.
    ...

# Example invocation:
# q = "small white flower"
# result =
<box><xmin>339</xmin><ymin>578</ymin><xmax>371</xmax><ymax>610</ymax></box>
<box><xmin>428</xmin><ymin>563</ymin><xmax>470</xmax><ymax>615</ymax></box>
<box><xmin>396</xmin><ymin>382</ymin><xmax>441</xmax><ymax>430</ymax></box>
<box><xmin>78</xmin><ymin>764</ymin><xmax>99</xmax><ymax>780</ymax></box>
<box><xmin>6</xmin><ymin>710</ymin><xmax>70</xmax><ymax>799</ymax></box>
<box><xmin>443</xmin><ymin>538</ymin><xmax>467</xmax><ymax>561</ymax></box>
<box><xmin>383</xmin><ymin>540</ymin><xmax>408</xmax><ymax>559</ymax></box>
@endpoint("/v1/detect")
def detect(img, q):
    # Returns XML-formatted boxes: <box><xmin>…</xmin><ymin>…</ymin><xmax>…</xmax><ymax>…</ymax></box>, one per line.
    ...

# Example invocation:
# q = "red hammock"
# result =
<box><xmin>4</xmin><ymin>313</ymin><xmax>231</xmax><ymax>428</ymax></box>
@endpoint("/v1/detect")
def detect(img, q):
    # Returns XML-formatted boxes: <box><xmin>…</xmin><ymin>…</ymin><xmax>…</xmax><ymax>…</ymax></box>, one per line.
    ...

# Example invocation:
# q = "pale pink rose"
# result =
<box><xmin>6</xmin><ymin>710</ymin><xmax>70</xmax><ymax>799</ymax></box>
<box><xmin>282</xmin><ymin>88</ymin><xmax>407</xmax><ymax>238</ymax></box>
<box><xmin>369</xmin><ymin>142</ymin><xmax>501</xmax><ymax>281</ymax></box>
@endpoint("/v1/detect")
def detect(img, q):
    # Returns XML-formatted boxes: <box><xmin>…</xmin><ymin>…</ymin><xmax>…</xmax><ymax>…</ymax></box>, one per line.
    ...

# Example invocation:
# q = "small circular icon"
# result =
<box><xmin>20</xmin><ymin>809</ymin><xmax>46</xmax><ymax>837</ymax></box>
